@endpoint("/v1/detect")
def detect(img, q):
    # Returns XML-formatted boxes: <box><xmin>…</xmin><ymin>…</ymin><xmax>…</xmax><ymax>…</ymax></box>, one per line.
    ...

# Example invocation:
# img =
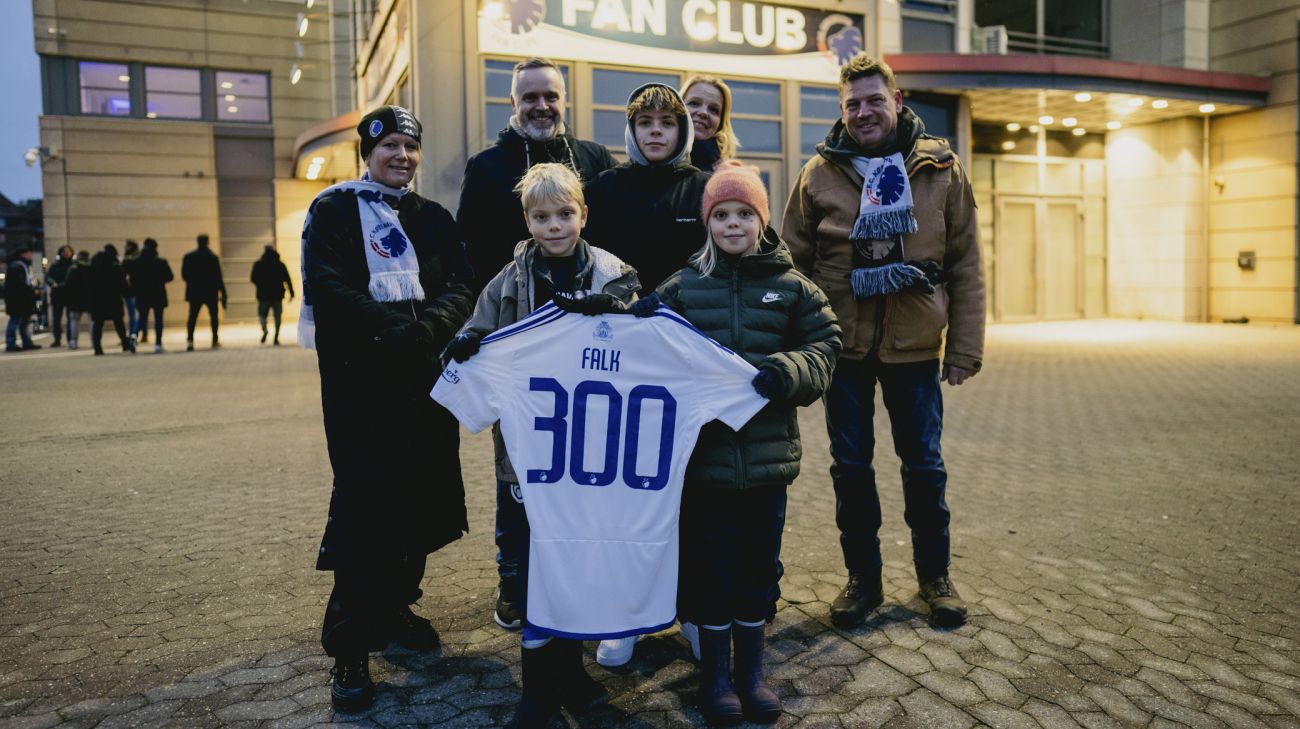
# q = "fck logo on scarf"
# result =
<box><xmin>368</xmin><ymin>221</ymin><xmax>410</xmax><ymax>259</ymax></box>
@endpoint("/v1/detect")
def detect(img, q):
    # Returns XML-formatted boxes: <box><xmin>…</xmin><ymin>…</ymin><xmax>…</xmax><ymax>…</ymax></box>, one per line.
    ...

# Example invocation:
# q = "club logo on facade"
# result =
<box><xmin>816</xmin><ymin>13</ymin><xmax>862</xmax><ymax>65</ymax></box>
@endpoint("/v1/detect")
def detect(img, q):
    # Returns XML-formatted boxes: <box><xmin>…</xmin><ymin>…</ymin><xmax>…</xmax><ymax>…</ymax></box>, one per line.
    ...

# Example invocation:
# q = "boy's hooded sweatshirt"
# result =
<box><xmin>582</xmin><ymin>83</ymin><xmax>711</xmax><ymax>293</ymax></box>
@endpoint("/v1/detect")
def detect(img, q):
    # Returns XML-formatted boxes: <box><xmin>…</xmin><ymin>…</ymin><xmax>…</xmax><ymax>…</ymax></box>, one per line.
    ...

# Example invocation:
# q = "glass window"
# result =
<box><xmin>1045</xmin><ymin>0</ymin><xmax>1103</xmax><ymax>45</ymax></box>
<box><xmin>800</xmin><ymin>86</ymin><xmax>840</xmax><ymax>121</ymax></box>
<box><xmin>905</xmin><ymin>92</ymin><xmax>957</xmax><ymax>144</ymax></box>
<box><xmin>145</xmin><ymin>66</ymin><xmax>201</xmax><ymax>120</ymax></box>
<box><xmin>903</xmin><ymin>17</ymin><xmax>955</xmax><ymax>52</ymax></box>
<box><xmin>975</xmin><ymin>0</ymin><xmax>1035</xmax><ymax>34</ymax></box>
<box><xmin>216</xmin><ymin>71</ymin><xmax>270</xmax><ymax>122</ymax></box>
<box><xmin>593</xmin><ymin>110</ymin><xmax>628</xmax><ymax>148</ymax></box>
<box><xmin>721</xmin><ymin>78</ymin><xmax>781</xmax><ymax>157</ymax></box>
<box><xmin>800</xmin><ymin>123</ymin><xmax>827</xmax><ymax>157</ymax></box>
<box><xmin>485</xmin><ymin>59</ymin><xmax>514</xmax><ymax>99</ymax></box>
<box><xmin>731</xmin><ymin>119</ymin><xmax>781</xmax><ymax>154</ymax></box>
<box><xmin>977</xmin><ymin>0</ymin><xmax>1105</xmax><ymax>56</ymax></box>
<box><xmin>725</xmin><ymin>80</ymin><xmax>780</xmax><ymax>116</ymax></box>
<box><xmin>79</xmin><ymin>61</ymin><xmax>131</xmax><ymax>116</ymax></box>
<box><xmin>593</xmin><ymin>69</ymin><xmax>678</xmax><ymax>106</ymax></box>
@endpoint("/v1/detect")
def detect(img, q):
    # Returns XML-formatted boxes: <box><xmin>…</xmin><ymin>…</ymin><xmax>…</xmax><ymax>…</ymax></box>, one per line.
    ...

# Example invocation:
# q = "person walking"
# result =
<box><xmin>132</xmin><ymin>238</ymin><xmax>174</xmax><ymax>352</ymax></box>
<box><xmin>62</xmin><ymin>250</ymin><xmax>91</xmax><ymax>350</ymax></box>
<box><xmin>181</xmin><ymin>233</ymin><xmax>227</xmax><ymax>350</ymax></box>
<box><xmin>455</xmin><ymin>56</ymin><xmax>618</xmax><ymax>631</ymax></box>
<box><xmin>783</xmin><ymin>54</ymin><xmax>985</xmax><ymax>630</ymax></box>
<box><xmin>301</xmin><ymin>105</ymin><xmax>473</xmax><ymax>713</ymax></box>
<box><xmin>87</xmin><ymin>244</ymin><xmax>134</xmax><ymax>355</ymax></box>
<box><xmin>250</xmin><ymin>245</ymin><xmax>294</xmax><ymax>345</ymax></box>
<box><xmin>122</xmin><ymin>239</ymin><xmax>140</xmax><ymax>339</ymax></box>
<box><xmin>45</xmin><ymin>245</ymin><xmax>74</xmax><ymax>347</ymax></box>
<box><xmin>682</xmin><ymin>75</ymin><xmax>739</xmax><ymax>172</ymax></box>
<box><xmin>4</xmin><ymin>247</ymin><xmax>41</xmax><ymax>352</ymax></box>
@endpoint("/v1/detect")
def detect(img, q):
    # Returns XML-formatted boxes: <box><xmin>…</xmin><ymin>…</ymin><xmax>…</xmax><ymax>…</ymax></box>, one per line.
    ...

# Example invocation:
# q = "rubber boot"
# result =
<box><xmin>732</xmin><ymin>623</ymin><xmax>782</xmax><ymax>723</ymax></box>
<box><xmin>511</xmin><ymin>642</ymin><xmax>560</xmax><ymax>729</ymax></box>
<box><xmin>697</xmin><ymin>626</ymin><xmax>742</xmax><ymax>726</ymax></box>
<box><xmin>553</xmin><ymin>638</ymin><xmax>608</xmax><ymax>713</ymax></box>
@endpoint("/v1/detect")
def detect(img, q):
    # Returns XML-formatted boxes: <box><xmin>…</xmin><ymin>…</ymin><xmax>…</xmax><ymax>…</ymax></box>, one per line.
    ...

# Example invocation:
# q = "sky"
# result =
<box><xmin>0</xmin><ymin>4</ymin><xmax>43</xmax><ymax>203</ymax></box>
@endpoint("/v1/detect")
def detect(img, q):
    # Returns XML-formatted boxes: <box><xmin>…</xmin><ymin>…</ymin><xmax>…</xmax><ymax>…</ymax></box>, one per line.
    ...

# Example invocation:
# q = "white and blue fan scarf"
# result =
<box><xmin>849</xmin><ymin>152</ymin><xmax>917</xmax><ymax>241</ymax></box>
<box><xmin>297</xmin><ymin>172</ymin><xmax>424</xmax><ymax>350</ymax></box>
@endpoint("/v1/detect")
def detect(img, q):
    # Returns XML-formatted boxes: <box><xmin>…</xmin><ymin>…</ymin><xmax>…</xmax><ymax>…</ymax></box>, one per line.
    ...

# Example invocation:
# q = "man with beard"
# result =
<box><xmin>455</xmin><ymin>56</ymin><xmax>617</xmax><ymax>633</ymax></box>
<box><xmin>782</xmin><ymin>53</ymin><xmax>985</xmax><ymax>631</ymax></box>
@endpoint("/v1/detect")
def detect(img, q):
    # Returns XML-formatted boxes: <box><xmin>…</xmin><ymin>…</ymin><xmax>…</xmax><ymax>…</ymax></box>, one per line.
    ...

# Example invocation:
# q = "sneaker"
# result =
<box><xmin>389</xmin><ymin>605</ymin><xmax>440</xmax><ymax>651</ymax></box>
<box><xmin>68</xmin><ymin>342</ymin><xmax>78</xmax><ymax>350</ymax></box>
<box><xmin>679</xmin><ymin>621</ymin><xmax>701</xmax><ymax>662</ymax></box>
<box><xmin>22</xmin><ymin>343</ymin><xmax>42</xmax><ymax>351</ymax></box>
<box><xmin>50</xmin><ymin>341</ymin><xmax>62</xmax><ymax>348</ymax></box>
<box><xmin>329</xmin><ymin>655</ymin><xmax>375</xmax><ymax>712</ymax></box>
<box><xmin>596</xmin><ymin>635</ymin><xmax>638</xmax><ymax>667</ymax></box>
<box><xmin>5</xmin><ymin>346</ymin><xmax>22</xmax><ymax>353</ymax></box>
<box><xmin>919</xmin><ymin>576</ymin><xmax>967</xmax><ymax>628</ymax></box>
<box><xmin>211</xmin><ymin>339</ymin><xmax>221</xmax><ymax>349</ymax></box>
<box><xmin>186</xmin><ymin>341</ymin><xmax>194</xmax><ymax>352</ymax></box>
<box><xmin>124</xmin><ymin>337</ymin><xmax>136</xmax><ymax>353</ymax></box>
<box><xmin>494</xmin><ymin>580</ymin><xmax>522</xmax><ymax>631</ymax></box>
<box><xmin>260</xmin><ymin>330</ymin><xmax>268</xmax><ymax>344</ymax></box>
<box><xmin>830</xmin><ymin>572</ymin><xmax>884</xmax><ymax>629</ymax></box>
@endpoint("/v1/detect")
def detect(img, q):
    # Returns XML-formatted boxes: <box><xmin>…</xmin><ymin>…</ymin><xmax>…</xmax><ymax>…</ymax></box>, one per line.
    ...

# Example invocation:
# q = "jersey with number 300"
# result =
<box><xmin>431</xmin><ymin>303</ymin><xmax>767</xmax><ymax>640</ymax></box>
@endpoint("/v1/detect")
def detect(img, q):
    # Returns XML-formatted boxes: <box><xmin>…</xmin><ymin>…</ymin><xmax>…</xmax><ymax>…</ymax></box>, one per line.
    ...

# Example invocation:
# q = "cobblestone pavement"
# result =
<box><xmin>1</xmin><ymin>321</ymin><xmax>1298</xmax><ymax>729</ymax></box>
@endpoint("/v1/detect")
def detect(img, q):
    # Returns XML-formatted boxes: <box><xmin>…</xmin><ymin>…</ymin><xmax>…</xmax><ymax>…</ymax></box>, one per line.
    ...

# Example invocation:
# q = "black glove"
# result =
<box><xmin>553</xmin><ymin>291</ymin><xmax>628</xmax><ymax>316</ymax></box>
<box><xmin>751</xmin><ymin>367</ymin><xmax>784</xmax><ymax>400</ymax></box>
<box><xmin>628</xmin><ymin>292</ymin><xmax>662</xmax><ymax>318</ymax></box>
<box><xmin>850</xmin><ymin>263</ymin><xmax>934</xmax><ymax>299</ymax></box>
<box><xmin>445</xmin><ymin>331</ymin><xmax>483</xmax><ymax>363</ymax></box>
<box><xmin>376</xmin><ymin>320</ymin><xmax>435</xmax><ymax>359</ymax></box>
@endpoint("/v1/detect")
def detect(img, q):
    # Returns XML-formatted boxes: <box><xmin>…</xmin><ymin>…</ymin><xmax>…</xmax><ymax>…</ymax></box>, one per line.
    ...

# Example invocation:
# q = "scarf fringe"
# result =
<box><xmin>851</xmin><ymin>207</ymin><xmax>918</xmax><ymax>241</ymax></box>
<box><xmin>368</xmin><ymin>271</ymin><xmax>426</xmax><ymax>303</ymax></box>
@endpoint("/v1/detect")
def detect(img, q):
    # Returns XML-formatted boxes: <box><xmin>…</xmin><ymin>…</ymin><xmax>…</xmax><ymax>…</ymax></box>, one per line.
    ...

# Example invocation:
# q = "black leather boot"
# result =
<box><xmin>732</xmin><ymin>623</ymin><xmax>781</xmax><ymax>723</ymax></box>
<box><xmin>830</xmin><ymin>572</ymin><xmax>883</xmax><ymax>629</ymax></box>
<box><xmin>511</xmin><ymin>642</ymin><xmax>561</xmax><ymax>729</ymax></box>
<box><xmin>552</xmin><ymin>638</ymin><xmax>607</xmax><ymax>713</ymax></box>
<box><xmin>329</xmin><ymin>654</ymin><xmax>375</xmax><ymax>712</ymax></box>
<box><xmin>697</xmin><ymin>627</ymin><xmax>742</xmax><ymax>726</ymax></box>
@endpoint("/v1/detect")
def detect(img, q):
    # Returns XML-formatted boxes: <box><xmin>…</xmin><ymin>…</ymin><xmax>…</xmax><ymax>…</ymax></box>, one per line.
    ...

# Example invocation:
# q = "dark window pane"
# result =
<box><xmin>1044</xmin><ymin>0</ymin><xmax>1102</xmax><ymax>43</ymax></box>
<box><xmin>485</xmin><ymin>102</ymin><xmax>511</xmax><ymax>137</ymax></box>
<box><xmin>79</xmin><ymin>61</ymin><xmax>130</xmax><ymax>116</ymax></box>
<box><xmin>903</xmin><ymin>17</ymin><xmax>955</xmax><ymax>52</ymax></box>
<box><xmin>593</xmin><ymin>69</ymin><xmax>678</xmax><ymax>106</ymax></box>
<box><xmin>594</xmin><ymin>109</ymin><xmax>627</xmax><ymax>148</ymax></box>
<box><xmin>724</xmin><ymin>80</ymin><xmax>780</xmax><ymax>116</ymax></box>
<box><xmin>147</xmin><ymin>93</ymin><xmax>202</xmax><ymax>120</ymax></box>
<box><xmin>800</xmin><ymin>86</ymin><xmax>839</xmax><ymax>120</ymax></box>
<box><xmin>801</xmin><ymin>122</ymin><xmax>829</xmax><ymax>156</ymax></box>
<box><xmin>146</xmin><ymin>66</ymin><xmax>200</xmax><ymax>94</ymax></box>
<box><xmin>219</xmin><ymin>97</ymin><xmax>269</xmax><ymax>123</ymax></box>
<box><xmin>975</xmin><ymin>0</ymin><xmax>1035</xmax><ymax>34</ymax></box>
<box><xmin>485</xmin><ymin>59</ymin><xmax>513</xmax><ymax>98</ymax></box>
<box><xmin>905</xmin><ymin>93</ymin><xmax>956</xmax><ymax>142</ymax></box>
<box><xmin>731</xmin><ymin>119</ymin><xmax>781</xmax><ymax>153</ymax></box>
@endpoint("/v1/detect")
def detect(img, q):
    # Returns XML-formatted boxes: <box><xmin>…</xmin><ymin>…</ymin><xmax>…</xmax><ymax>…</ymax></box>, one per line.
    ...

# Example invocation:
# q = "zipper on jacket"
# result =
<box><xmin>731</xmin><ymin>266</ymin><xmax>748</xmax><ymax>489</ymax></box>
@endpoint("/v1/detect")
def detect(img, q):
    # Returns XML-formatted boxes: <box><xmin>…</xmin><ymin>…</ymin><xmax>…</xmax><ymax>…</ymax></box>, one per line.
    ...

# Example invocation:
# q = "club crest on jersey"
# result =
<box><xmin>369</xmin><ymin>221</ymin><xmax>409</xmax><ymax>259</ymax></box>
<box><xmin>593</xmin><ymin>321</ymin><xmax>614</xmax><ymax>342</ymax></box>
<box><xmin>441</xmin><ymin>368</ymin><xmax>460</xmax><ymax>384</ymax></box>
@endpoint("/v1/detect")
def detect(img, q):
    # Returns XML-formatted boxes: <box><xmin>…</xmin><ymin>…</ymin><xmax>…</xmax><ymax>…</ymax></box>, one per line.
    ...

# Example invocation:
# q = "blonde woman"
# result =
<box><xmin>683</xmin><ymin>75</ymin><xmax>739</xmax><ymax>171</ymax></box>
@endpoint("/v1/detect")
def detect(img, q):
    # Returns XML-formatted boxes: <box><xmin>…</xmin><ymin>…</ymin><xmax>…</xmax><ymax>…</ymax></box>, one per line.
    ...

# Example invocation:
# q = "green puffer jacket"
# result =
<box><xmin>657</xmin><ymin>231</ymin><xmax>841</xmax><ymax>489</ymax></box>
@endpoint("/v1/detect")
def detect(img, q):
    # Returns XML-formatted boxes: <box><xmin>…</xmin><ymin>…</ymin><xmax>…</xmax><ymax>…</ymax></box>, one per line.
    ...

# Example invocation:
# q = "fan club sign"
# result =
<box><xmin>480</xmin><ymin>0</ymin><xmax>866</xmax><ymax>81</ymax></box>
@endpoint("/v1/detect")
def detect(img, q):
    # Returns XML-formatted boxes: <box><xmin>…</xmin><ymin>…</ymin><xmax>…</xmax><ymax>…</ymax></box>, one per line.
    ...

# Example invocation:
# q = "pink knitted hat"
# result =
<box><xmin>701</xmin><ymin>161</ymin><xmax>770</xmax><ymax>228</ymax></box>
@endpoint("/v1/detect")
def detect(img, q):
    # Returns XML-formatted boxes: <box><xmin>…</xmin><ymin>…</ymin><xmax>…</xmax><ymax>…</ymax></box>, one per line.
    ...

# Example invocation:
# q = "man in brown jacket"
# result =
<box><xmin>782</xmin><ymin>53</ymin><xmax>985</xmax><ymax>630</ymax></box>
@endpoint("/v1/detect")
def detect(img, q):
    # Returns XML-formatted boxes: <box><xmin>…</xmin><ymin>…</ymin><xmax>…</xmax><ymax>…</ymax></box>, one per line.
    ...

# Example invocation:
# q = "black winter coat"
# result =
<box><xmin>131</xmin><ymin>250</ymin><xmax>174</xmax><ymax>309</ymax></box>
<box><xmin>457</xmin><ymin>127</ymin><xmax>616</xmax><ymax>291</ymax></box>
<box><xmin>62</xmin><ymin>260</ymin><xmax>91</xmax><ymax>311</ymax></box>
<box><xmin>582</xmin><ymin>161</ymin><xmax>710</xmax><ymax>293</ymax></box>
<box><xmin>657</xmin><ymin>231</ymin><xmax>841</xmax><ymax>489</ymax></box>
<box><xmin>251</xmin><ymin>254</ymin><xmax>294</xmax><ymax>303</ymax></box>
<box><xmin>181</xmin><ymin>246</ymin><xmax>226</xmax><ymax>303</ymax></box>
<box><xmin>86</xmin><ymin>251</ymin><xmax>127</xmax><ymax>319</ymax></box>
<box><xmin>304</xmin><ymin>190</ymin><xmax>474</xmax><ymax>570</ymax></box>
<box><xmin>46</xmin><ymin>258</ymin><xmax>73</xmax><ymax>306</ymax></box>
<box><xmin>3</xmin><ymin>259</ymin><xmax>37</xmax><ymax>316</ymax></box>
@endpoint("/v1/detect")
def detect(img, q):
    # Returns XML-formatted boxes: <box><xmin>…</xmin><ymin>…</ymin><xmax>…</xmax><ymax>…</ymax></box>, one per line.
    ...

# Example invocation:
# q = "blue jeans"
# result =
<box><xmin>495</xmin><ymin>479</ymin><xmax>529</xmax><ymax>610</ymax></box>
<box><xmin>6</xmin><ymin>313</ymin><xmax>33</xmax><ymax>349</ymax></box>
<box><xmin>125</xmin><ymin>297</ymin><xmax>138</xmax><ymax>336</ymax></box>
<box><xmin>825</xmin><ymin>357</ymin><xmax>950</xmax><ymax>581</ymax></box>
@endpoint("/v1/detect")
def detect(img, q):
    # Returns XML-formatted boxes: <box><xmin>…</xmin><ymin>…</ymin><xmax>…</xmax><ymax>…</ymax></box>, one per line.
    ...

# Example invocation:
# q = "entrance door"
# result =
<box><xmin>995</xmin><ymin>196</ymin><xmax>1084</xmax><ymax>321</ymax></box>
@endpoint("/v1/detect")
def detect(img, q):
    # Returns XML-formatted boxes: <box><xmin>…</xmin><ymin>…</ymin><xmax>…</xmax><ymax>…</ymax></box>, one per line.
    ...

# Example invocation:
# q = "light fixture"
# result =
<box><xmin>1029</xmin><ymin>124</ymin><xmax>1041</xmax><ymax>133</ymax></box>
<box><xmin>1006</xmin><ymin>122</ymin><xmax>1021</xmax><ymax>132</ymax></box>
<box><xmin>1074</xmin><ymin>92</ymin><xmax>1092</xmax><ymax>103</ymax></box>
<box><xmin>1062</xmin><ymin>117</ymin><xmax>1077</xmax><ymax>127</ymax></box>
<box><xmin>1072</xmin><ymin>127</ymin><xmax>1086</xmax><ymax>136</ymax></box>
<box><xmin>1106</xmin><ymin>121</ymin><xmax>1122</xmax><ymax>130</ymax></box>
<box><xmin>1001</xmin><ymin>140</ymin><xmax>1016</xmax><ymax>151</ymax></box>
<box><xmin>296</xmin><ymin>12</ymin><xmax>309</xmax><ymax>37</ymax></box>
<box><xmin>1128</xmin><ymin>97</ymin><xmax>1144</xmax><ymax>107</ymax></box>
<box><xmin>1199</xmin><ymin>103</ymin><xmax>1216</xmax><ymax>114</ymax></box>
<box><xmin>22</xmin><ymin>146</ymin><xmax>60</xmax><ymax>167</ymax></box>
<box><xmin>290</xmin><ymin>63</ymin><xmax>302</xmax><ymax>85</ymax></box>
<box><xmin>305</xmin><ymin>0</ymin><xmax>315</xmax><ymax>7</ymax></box>
<box><xmin>227</xmin><ymin>105</ymin><xmax>239</xmax><ymax>113</ymax></box>
<box><xmin>1038</xmin><ymin>115</ymin><xmax>1054</xmax><ymax>125</ymax></box>
<box><xmin>146</xmin><ymin>112</ymin><xmax>157</xmax><ymax>119</ymax></box>
<box><xmin>117</xmin><ymin>74</ymin><xmax>130</xmax><ymax>83</ymax></box>
<box><xmin>311</xmin><ymin>156</ymin><xmax>326</xmax><ymax>165</ymax></box>
<box><xmin>221</xmin><ymin>81</ymin><xmax>233</xmax><ymax>90</ymax></box>
<box><xmin>1151</xmin><ymin>99</ymin><xmax>1169</xmax><ymax>109</ymax></box>
<box><xmin>224</xmin><ymin>94</ymin><xmax>236</xmax><ymax>102</ymax></box>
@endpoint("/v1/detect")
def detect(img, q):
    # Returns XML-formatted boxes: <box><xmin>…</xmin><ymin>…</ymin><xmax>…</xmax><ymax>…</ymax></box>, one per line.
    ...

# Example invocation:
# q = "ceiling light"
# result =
<box><xmin>1128</xmin><ymin>97</ymin><xmax>1144</xmax><ymax>107</ymax></box>
<box><xmin>1038</xmin><ymin>115</ymin><xmax>1053</xmax><ymax>125</ymax></box>
<box><xmin>1006</xmin><ymin>122</ymin><xmax>1021</xmax><ymax>132</ymax></box>
<box><xmin>1152</xmin><ymin>99</ymin><xmax>1169</xmax><ymax>109</ymax></box>
<box><xmin>224</xmin><ymin>94</ymin><xmax>236</xmax><ymax>102</ymax></box>
<box><xmin>290</xmin><ymin>64</ymin><xmax>302</xmax><ymax>85</ymax></box>
<box><xmin>117</xmin><ymin>74</ymin><xmax>130</xmax><ymax>83</ymax></box>
<box><xmin>296</xmin><ymin>13</ymin><xmax>309</xmax><ymax>36</ymax></box>
<box><xmin>146</xmin><ymin>112</ymin><xmax>157</xmax><ymax>119</ymax></box>
<box><xmin>1074</xmin><ymin>92</ymin><xmax>1092</xmax><ymax>103</ymax></box>
<box><xmin>221</xmin><ymin>81</ymin><xmax>233</xmax><ymax>89</ymax></box>
<box><xmin>1001</xmin><ymin>140</ymin><xmax>1016</xmax><ymax>151</ymax></box>
<box><xmin>1199</xmin><ymin>103</ymin><xmax>1216</xmax><ymax>114</ymax></box>
<box><xmin>306</xmin><ymin>167</ymin><xmax>320</xmax><ymax>181</ymax></box>
<box><xmin>1072</xmin><ymin>128</ymin><xmax>1086</xmax><ymax>136</ymax></box>
<box><xmin>227</xmin><ymin>105</ymin><xmax>239</xmax><ymax>113</ymax></box>
<box><xmin>1106</xmin><ymin>121</ymin><xmax>1122</xmax><ymax>130</ymax></box>
<box><xmin>1062</xmin><ymin>117</ymin><xmax>1077</xmax><ymax>127</ymax></box>
<box><xmin>311</xmin><ymin>156</ymin><xmax>326</xmax><ymax>165</ymax></box>
<box><xmin>1029</xmin><ymin>125</ymin><xmax>1040</xmax><ymax>133</ymax></box>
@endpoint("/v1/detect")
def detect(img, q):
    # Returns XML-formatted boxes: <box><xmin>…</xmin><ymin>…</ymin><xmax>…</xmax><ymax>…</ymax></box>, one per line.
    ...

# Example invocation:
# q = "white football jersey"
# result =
<box><xmin>431</xmin><ymin>303</ymin><xmax>766</xmax><ymax>639</ymax></box>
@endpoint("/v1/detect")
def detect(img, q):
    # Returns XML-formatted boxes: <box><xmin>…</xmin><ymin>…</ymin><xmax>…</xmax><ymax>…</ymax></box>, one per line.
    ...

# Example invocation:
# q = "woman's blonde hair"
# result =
<box><xmin>514</xmin><ymin>162</ymin><xmax>585</xmax><ymax>212</ymax></box>
<box><xmin>682</xmin><ymin>75</ymin><xmax>739</xmax><ymax>160</ymax></box>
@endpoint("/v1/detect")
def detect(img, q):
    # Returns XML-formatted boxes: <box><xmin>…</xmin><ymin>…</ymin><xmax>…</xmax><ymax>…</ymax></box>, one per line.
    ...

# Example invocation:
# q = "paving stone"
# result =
<box><xmin>914</xmin><ymin>671</ymin><xmax>984</xmax><ymax>707</ymax></box>
<box><xmin>1205</xmin><ymin>700</ymin><xmax>1273</xmax><ymax>729</ymax></box>
<box><xmin>1081</xmin><ymin>683</ymin><xmax>1152</xmax><ymax>726</ymax></box>
<box><xmin>1021</xmin><ymin>698</ymin><xmax>1087</xmax><ymax>729</ymax></box>
<box><xmin>968</xmin><ymin>701</ymin><xmax>1043</xmax><ymax>729</ymax></box>
<box><xmin>968</xmin><ymin>667</ymin><xmax>1027</xmax><ymax>708</ymax></box>
<box><xmin>897</xmin><ymin>687</ymin><xmax>975</xmax><ymax>728</ymax></box>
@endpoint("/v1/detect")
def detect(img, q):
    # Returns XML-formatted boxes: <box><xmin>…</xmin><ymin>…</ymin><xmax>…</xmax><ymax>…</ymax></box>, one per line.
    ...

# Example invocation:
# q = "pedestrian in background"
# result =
<box><xmin>62</xmin><ymin>250</ymin><xmax>91</xmax><ymax>350</ymax></box>
<box><xmin>132</xmin><ymin>238</ymin><xmax>174</xmax><ymax>353</ymax></box>
<box><xmin>181</xmin><ymin>233</ymin><xmax>227</xmax><ymax>351</ymax></box>
<box><xmin>301</xmin><ymin>105</ymin><xmax>472</xmax><ymax>713</ymax></box>
<box><xmin>682</xmin><ymin>75</ymin><xmax>739</xmax><ymax>172</ymax></box>
<box><xmin>250</xmin><ymin>245</ymin><xmax>294</xmax><ymax>345</ymax></box>
<box><xmin>122</xmin><ymin>239</ymin><xmax>140</xmax><ymax>339</ymax></box>
<box><xmin>45</xmin><ymin>245</ymin><xmax>74</xmax><ymax>347</ymax></box>
<box><xmin>4</xmin><ymin>247</ymin><xmax>41</xmax><ymax>352</ymax></box>
<box><xmin>87</xmin><ymin>244</ymin><xmax>134</xmax><ymax>355</ymax></box>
